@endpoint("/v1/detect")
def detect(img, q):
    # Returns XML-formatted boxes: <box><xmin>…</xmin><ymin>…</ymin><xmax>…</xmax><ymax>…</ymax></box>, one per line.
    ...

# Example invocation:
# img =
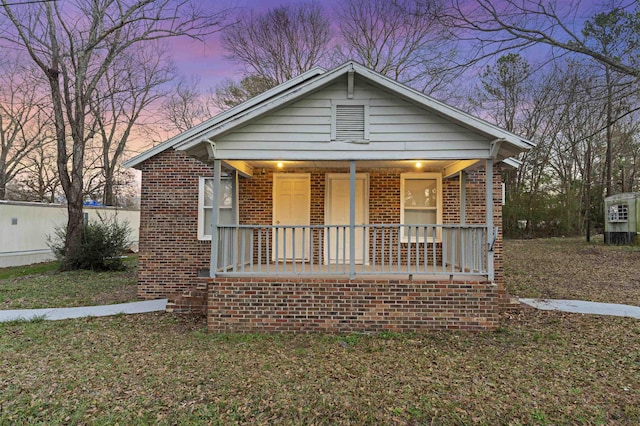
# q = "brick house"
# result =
<box><xmin>124</xmin><ymin>61</ymin><xmax>534</xmax><ymax>332</ymax></box>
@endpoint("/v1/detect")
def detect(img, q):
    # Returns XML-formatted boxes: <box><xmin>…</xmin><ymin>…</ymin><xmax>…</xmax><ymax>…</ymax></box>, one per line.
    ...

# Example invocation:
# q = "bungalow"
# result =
<box><xmin>124</xmin><ymin>61</ymin><xmax>534</xmax><ymax>333</ymax></box>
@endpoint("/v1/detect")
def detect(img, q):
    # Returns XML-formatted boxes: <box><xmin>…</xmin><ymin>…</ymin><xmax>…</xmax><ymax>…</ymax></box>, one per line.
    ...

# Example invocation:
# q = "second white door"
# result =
<box><xmin>273</xmin><ymin>174</ymin><xmax>310</xmax><ymax>260</ymax></box>
<box><xmin>325</xmin><ymin>174</ymin><xmax>368</xmax><ymax>264</ymax></box>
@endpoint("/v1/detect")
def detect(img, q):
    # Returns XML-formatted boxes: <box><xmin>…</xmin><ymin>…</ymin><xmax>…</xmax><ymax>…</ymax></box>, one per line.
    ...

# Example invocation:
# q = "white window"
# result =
<box><xmin>400</xmin><ymin>173</ymin><xmax>442</xmax><ymax>241</ymax></box>
<box><xmin>198</xmin><ymin>177</ymin><xmax>233</xmax><ymax>240</ymax></box>
<box><xmin>608</xmin><ymin>204</ymin><xmax>628</xmax><ymax>222</ymax></box>
<box><xmin>331</xmin><ymin>101</ymin><xmax>369</xmax><ymax>141</ymax></box>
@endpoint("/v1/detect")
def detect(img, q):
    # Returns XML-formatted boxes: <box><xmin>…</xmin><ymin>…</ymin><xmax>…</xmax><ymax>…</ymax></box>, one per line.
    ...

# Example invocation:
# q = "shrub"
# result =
<box><xmin>49</xmin><ymin>214</ymin><xmax>132</xmax><ymax>271</ymax></box>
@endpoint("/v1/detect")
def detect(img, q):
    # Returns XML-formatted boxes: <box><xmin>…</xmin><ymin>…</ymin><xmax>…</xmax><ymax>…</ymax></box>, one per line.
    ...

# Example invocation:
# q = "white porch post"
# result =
<box><xmin>231</xmin><ymin>169</ymin><xmax>238</xmax><ymax>222</ymax></box>
<box><xmin>349</xmin><ymin>160</ymin><xmax>356</xmax><ymax>279</ymax></box>
<box><xmin>231</xmin><ymin>169</ymin><xmax>239</xmax><ymax>272</ymax></box>
<box><xmin>209</xmin><ymin>159</ymin><xmax>222</xmax><ymax>278</ymax></box>
<box><xmin>486</xmin><ymin>159</ymin><xmax>495</xmax><ymax>280</ymax></box>
<box><xmin>459</xmin><ymin>171</ymin><xmax>466</xmax><ymax>225</ymax></box>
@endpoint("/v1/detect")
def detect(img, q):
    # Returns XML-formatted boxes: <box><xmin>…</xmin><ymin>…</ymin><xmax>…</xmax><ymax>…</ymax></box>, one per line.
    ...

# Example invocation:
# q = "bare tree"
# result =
<box><xmin>18</xmin><ymin>142</ymin><xmax>60</xmax><ymax>203</ymax></box>
<box><xmin>90</xmin><ymin>45</ymin><xmax>175</xmax><ymax>205</ymax></box>
<box><xmin>211</xmin><ymin>74</ymin><xmax>275</xmax><ymax>111</ymax></box>
<box><xmin>335</xmin><ymin>0</ymin><xmax>454</xmax><ymax>94</ymax></box>
<box><xmin>162</xmin><ymin>72</ymin><xmax>274</xmax><ymax>131</ymax></box>
<box><xmin>581</xmin><ymin>7</ymin><xmax>639</xmax><ymax>197</ymax></box>
<box><xmin>162</xmin><ymin>75</ymin><xmax>216</xmax><ymax>133</ymax></box>
<box><xmin>221</xmin><ymin>1</ymin><xmax>331</xmax><ymax>85</ymax></box>
<box><xmin>443</xmin><ymin>0</ymin><xmax>640</xmax><ymax>79</ymax></box>
<box><xmin>479</xmin><ymin>53</ymin><xmax>532</xmax><ymax>132</ymax></box>
<box><xmin>611</xmin><ymin>121</ymin><xmax>640</xmax><ymax>194</ymax></box>
<box><xmin>0</xmin><ymin>0</ymin><xmax>229</xmax><ymax>267</ymax></box>
<box><xmin>0</xmin><ymin>60</ymin><xmax>50</xmax><ymax>199</ymax></box>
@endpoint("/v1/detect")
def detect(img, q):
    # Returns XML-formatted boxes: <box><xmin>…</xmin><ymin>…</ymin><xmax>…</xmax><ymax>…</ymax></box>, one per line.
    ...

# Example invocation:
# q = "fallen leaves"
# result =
<box><xmin>505</xmin><ymin>238</ymin><xmax>640</xmax><ymax>305</ymax></box>
<box><xmin>3</xmin><ymin>310</ymin><xmax>638</xmax><ymax>424</ymax></box>
<box><xmin>0</xmin><ymin>239</ymin><xmax>639</xmax><ymax>423</ymax></box>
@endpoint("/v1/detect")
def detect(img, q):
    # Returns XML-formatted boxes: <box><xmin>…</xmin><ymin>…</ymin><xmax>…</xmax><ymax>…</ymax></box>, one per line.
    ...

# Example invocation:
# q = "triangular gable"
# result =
<box><xmin>125</xmin><ymin>61</ymin><xmax>534</xmax><ymax>168</ymax></box>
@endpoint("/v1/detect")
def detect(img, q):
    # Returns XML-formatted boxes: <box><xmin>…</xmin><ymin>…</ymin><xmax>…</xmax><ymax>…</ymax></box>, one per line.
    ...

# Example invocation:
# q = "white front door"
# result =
<box><xmin>325</xmin><ymin>173</ymin><xmax>368</xmax><ymax>264</ymax></box>
<box><xmin>273</xmin><ymin>174</ymin><xmax>310</xmax><ymax>260</ymax></box>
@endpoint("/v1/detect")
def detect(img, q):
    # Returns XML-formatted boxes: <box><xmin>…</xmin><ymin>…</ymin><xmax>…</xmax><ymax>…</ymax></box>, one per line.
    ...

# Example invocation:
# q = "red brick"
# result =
<box><xmin>138</xmin><ymin>149</ymin><xmax>507</xmax><ymax>331</ymax></box>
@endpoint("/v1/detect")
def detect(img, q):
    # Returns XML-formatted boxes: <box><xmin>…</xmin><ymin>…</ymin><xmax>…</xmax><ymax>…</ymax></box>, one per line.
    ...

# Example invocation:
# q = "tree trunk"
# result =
<box><xmin>65</xmin><ymin>195</ymin><xmax>84</xmax><ymax>267</ymax></box>
<box><xmin>585</xmin><ymin>140</ymin><xmax>592</xmax><ymax>243</ymax></box>
<box><xmin>605</xmin><ymin>66</ymin><xmax>613</xmax><ymax>197</ymax></box>
<box><xmin>103</xmin><ymin>173</ymin><xmax>114</xmax><ymax>206</ymax></box>
<box><xmin>46</xmin><ymin>66</ymin><xmax>85</xmax><ymax>269</ymax></box>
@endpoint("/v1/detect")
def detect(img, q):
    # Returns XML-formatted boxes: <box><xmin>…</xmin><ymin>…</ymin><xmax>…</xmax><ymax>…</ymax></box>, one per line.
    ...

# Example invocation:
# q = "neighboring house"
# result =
<box><xmin>124</xmin><ymin>61</ymin><xmax>534</xmax><ymax>333</ymax></box>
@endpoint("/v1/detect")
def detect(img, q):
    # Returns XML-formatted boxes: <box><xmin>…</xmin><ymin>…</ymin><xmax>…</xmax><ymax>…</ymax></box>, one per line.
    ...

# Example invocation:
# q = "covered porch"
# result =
<box><xmin>206</xmin><ymin>158</ymin><xmax>498</xmax><ymax>281</ymax></box>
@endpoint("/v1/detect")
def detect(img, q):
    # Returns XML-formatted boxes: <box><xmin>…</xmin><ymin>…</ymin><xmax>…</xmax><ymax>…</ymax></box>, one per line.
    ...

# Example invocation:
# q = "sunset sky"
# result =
<box><xmin>168</xmin><ymin>0</ymin><xmax>338</xmax><ymax>86</ymax></box>
<box><xmin>166</xmin><ymin>0</ymin><xmax>606</xmax><ymax>93</ymax></box>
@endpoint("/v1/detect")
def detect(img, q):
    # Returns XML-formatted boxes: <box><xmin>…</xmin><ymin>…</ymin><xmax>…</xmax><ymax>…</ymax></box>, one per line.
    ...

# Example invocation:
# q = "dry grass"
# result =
<box><xmin>1</xmin><ymin>311</ymin><xmax>638</xmax><ymax>425</ymax></box>
<box><xmin>0</xmin><ymin>258</ymin><xmax>137</xmax><ymax>309</ymax></box>
<box><xmin>504</xmin><ymin>237</ymin><xmax>640</xmax><ymax>305</ymax></box>
<box><xmin>1</xmin><ymin>238</ymin><xmax>639</xmax><ymax>424</ymax></box>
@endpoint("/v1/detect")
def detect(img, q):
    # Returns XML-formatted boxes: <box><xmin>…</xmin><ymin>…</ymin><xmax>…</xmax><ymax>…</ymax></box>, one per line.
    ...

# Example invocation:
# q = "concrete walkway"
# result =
<box><xmin>1</xmin><ymin>298</ymin><xmax>638</xmax><ymax>323</ymax></box>
<box><xmin>520</xmin><ymin>298</ymin><xmax>640</xmax><ymax>319</ymax></box>
<box><xmin>0</xmin><ymin>299</ymin><xmax>167</xmax><ymax>323</ymax></box>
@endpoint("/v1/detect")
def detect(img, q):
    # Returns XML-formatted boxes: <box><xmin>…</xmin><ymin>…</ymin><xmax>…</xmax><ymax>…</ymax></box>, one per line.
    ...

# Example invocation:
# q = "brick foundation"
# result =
<box><xmin>165</xmin><ymin>280</ymin><xmax>209</xmax><ymax>315</ymax></box>
<box><xmin>208</xmin><ymin>277</ymin><xmax>499</xmax><ymax>333</ymax></box>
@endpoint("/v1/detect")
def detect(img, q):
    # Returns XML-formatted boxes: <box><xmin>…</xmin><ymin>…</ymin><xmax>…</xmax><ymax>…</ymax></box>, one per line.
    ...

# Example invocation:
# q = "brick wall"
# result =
<box><xmin>137</xmin><ymin>149</ymin><xmax>213</xmax><ymax>299</ymax></box>
<box><xmin>138</xmin><ymin>151</ymin><xmax>506</xmax><ymax>328</ymax></box>
<box><xmin>208</xmin><ymin>277</ymin><xmax>499</xmax><ymax>332</ymax></box>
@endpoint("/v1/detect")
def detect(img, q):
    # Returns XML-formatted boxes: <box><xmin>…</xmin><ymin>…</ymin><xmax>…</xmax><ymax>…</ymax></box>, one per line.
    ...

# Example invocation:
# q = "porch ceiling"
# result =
<box><xmin>245</xmin><ymin>159</ymin><xmax>470</xmax><ymax>173</ymax></box>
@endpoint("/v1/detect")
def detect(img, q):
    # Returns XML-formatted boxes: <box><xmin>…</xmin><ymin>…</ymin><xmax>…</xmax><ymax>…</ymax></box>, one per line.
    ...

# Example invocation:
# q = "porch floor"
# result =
<box><xmin>217</xmin><ymin>262</ymin><xmax>487</xmax><ymax>281</ymax></box>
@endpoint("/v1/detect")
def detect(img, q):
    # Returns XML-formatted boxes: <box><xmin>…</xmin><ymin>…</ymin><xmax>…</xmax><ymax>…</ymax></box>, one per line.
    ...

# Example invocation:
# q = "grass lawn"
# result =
<box><xmin>0</xmin><ymin>238</ymin><xmax>638</xmax><ymax>424</ymax></box>
<box><xmin>1</xmin><ymin>312</ymin><xmax>638</xmax><ymax>424</ymax></box>
<box><xmin>0</xmin><ymin>257</ymin><xmax>137</xmax><ymax>309</ymax></box>
<box><xmin>505</xmin><ymin>237</ymin><xmax>640</xmax><ymax>306</ymax></box>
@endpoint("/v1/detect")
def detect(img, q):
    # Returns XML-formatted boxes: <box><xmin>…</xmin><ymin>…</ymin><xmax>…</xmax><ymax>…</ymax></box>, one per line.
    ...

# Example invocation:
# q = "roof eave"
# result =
<box><xmin>175</xmin><ymin>62</ymin><xmax>358</xmax><ymax>153</ymax></box>
<box><xmin>125</xmin><ymin>60</ymin><xmax>535</xmax><ymax>168</ymax></box>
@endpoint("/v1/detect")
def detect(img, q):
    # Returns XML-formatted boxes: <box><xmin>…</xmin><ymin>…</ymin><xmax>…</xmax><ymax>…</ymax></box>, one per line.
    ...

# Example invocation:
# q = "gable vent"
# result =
<box><xmin>335</xmin><ymin>104</ymin><xmax>365</xmax><ymax>140</ymax></box>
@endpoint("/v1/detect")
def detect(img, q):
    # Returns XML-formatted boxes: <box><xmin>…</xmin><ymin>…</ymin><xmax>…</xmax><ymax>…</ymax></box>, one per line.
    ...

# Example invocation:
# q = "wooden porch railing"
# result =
<box><xmin>212</xmin><ymin>224</ymin><xmax>490</xmax><ymax>277</ymax></box>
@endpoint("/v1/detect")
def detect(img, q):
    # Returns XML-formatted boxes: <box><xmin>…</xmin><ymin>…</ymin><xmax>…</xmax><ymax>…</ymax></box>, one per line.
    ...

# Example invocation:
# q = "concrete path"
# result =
<box><xmin>2</xmin><ymin>298</ymin><xmax>638</xmax><ymax>323</ymax></box>
<box><xmin>0</xmin><ymin>299</ymin><xmax>167</xmax><ymax>323</ymax></box>
<box><xmin>520</xmin><ymin>298</ymin><xmax>640</xmax><ymax>319</ymax></box>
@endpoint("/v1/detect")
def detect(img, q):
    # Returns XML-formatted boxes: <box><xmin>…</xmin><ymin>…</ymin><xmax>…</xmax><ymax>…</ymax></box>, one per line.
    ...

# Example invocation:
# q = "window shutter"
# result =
<box><xmin>335</xmin><ymin>104</ymin><xmax>365</xmax><ymax>140</ymax></box>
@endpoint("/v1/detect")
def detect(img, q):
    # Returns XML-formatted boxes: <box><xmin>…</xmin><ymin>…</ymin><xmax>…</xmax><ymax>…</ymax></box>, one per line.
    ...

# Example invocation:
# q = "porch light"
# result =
<box><xmin>415</xmin><ymin>161</ymin><xmax>422</xmax><ymax>169</ymax></box>
<box><xmin>277</xmin><ymin>161</ymin><xmax>284</xmax><ymax>169</ymax></box>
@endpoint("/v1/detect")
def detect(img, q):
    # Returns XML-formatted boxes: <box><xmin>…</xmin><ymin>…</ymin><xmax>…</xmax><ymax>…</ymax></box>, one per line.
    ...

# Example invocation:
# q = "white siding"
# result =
<box><xmin>214</xmin><ymin>79</ymin><xmax>492</xmax><ymax>160</ymax></box>
<box><xmin>0</xmin><ymin>201</ymin><xmax>140</xmax><ymax>267</ymax></box>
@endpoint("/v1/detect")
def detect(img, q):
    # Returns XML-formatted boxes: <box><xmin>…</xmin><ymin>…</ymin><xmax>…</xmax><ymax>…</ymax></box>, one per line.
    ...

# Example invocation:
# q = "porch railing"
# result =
<box><xmin>213</xmin><ymin>224</ymin><xmax>489</xmax><ymax>277</ymax></box>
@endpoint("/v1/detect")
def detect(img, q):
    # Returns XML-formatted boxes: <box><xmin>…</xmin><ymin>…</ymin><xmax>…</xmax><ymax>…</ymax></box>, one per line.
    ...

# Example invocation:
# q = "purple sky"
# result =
<box><xmin>168</xmin><ymin>0</ymin><xmax>340</xmax><ymax>87</ymax></box>
<box><xmin>166</xmin><ymin>0</ymin><xmax>606</xmax><ymax>93</ymax></box>
<box><xmin>180</xmin><ymin>0</ymin><xmax>341</xmax><ymax>84</ymax></box>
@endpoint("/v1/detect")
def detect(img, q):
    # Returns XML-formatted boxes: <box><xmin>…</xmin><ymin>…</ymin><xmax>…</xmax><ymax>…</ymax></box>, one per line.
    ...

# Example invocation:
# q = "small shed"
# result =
<box><xmin>604</xmin><ymin>192</ymin><xmax>640</xmax><ymax>244</ymax></box>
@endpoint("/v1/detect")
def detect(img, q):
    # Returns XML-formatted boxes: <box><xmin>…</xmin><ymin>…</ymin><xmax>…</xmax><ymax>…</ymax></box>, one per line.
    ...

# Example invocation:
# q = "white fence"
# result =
<box><xmin>0</xmin><ymin>200</ymin><xmax>140</xmax><ymax>268</ymax></box>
